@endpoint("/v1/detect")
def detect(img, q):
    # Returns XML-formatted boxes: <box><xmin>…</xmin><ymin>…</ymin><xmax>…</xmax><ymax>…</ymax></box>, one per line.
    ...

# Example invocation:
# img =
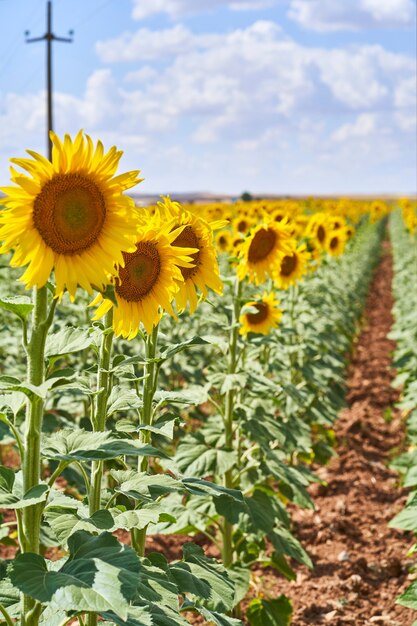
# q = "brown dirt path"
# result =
<box><xmin>273</xmin><ymin>244</ymin><xmax>414</xmax><ymax>625</ymax></box>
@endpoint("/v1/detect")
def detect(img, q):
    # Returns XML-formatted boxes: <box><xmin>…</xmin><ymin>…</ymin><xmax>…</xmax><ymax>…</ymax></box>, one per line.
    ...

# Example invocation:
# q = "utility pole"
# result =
<box><xmin>25</xmin><ymin>1</ymin><xmax>73</xmax><ymax>160</ymax></box>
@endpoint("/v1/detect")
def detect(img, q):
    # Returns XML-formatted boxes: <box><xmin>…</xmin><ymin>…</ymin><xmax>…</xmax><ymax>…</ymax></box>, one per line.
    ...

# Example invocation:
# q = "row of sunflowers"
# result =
<box><xmin>0</xmin><ymin>131</ymin><xmax>414</xmax><ymax>626</ymax></box>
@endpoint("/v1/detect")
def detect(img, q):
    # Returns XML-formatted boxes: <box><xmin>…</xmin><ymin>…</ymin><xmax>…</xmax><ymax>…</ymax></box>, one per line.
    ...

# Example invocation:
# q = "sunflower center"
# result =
<box><xmin>248</xmin><ymin>228</ymin><xmax>276</xmax><ymax>263</ymax></box>
<box><xmin>317</xmin><ymin>225</ymin><xmax>326</xmax><ymax>243</ymax></box>
<box><xmin>280</xmin><ymin>253</ymin><xmax>297</xmax><ymax>276</ymax></box>
<box><xmin>172</xmin><ymin>225</ymin><xmax>200</xmax><ymax>280</ymax></box>
<box><xmin>33</xmin><ymin>173</ymin><xmax>106</xmax><ymax>255</ymax></box>
<box><xmin>116</xmin><ymin>241</ymin><xmax>161</xmax><ymax>302</ymax></box>
<box><xmin>237</xmin><ymin>220</ymin><xmax>248</xmax><ymax>232</ymax></box>
<box><xmin>330</xmin><ymin>236</ymin><xmax>338</xmax><ymax>250</ymax></box>
<box><xmin>247</xmin><ymin>302</ymin><xmax>269</xmax><ymax>325</ymax></box>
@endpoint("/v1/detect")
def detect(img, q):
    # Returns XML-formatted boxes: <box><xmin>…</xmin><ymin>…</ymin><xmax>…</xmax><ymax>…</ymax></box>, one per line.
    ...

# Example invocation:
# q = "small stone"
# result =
<box><xmin>324</xmin><ymin>610</ymin><xmax>338</xmax><ymax>622</ymax></box>
<box><xmin>348</xmin><ymin>574</ymin><xmax>362</xmax><ymax>590</ymax></box>
<box><xmin>335</xmin><ymin>499</ymin><xmax>347</xmax><ymax>514</ymax></box>
<box><xmin>338</xmin><ymin>550</ymin><xmax>350</xmax><ymax>562</ymax></box>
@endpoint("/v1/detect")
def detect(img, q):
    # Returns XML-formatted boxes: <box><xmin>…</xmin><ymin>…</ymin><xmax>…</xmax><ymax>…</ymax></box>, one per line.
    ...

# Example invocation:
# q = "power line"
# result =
<box><xmin>71</xmin><ymin>0</ymin><xmax>115</xmax><ymax>30</ymax></box>
<box><xmin>0</xmin><ymin>1</ymin><xmax>44</xmax><ymax>79</ymax></box>
<box><xmin>25</xmin><ymin>0</ymin><xmax>73</xmax><ymax>159</ymax></box>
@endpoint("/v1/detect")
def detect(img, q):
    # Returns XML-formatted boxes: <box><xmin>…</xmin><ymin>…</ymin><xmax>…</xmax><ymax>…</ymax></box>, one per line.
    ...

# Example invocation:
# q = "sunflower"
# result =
<box><xmin>239</xmin><ymin>291</ymin><xmax>282</xmax><ymax>336</ymax></box>
<box><xmin>305</xmin><ymin>213</ymin><xmax>330</xmax><ymax>247</ymax></box>
<box><xmin>158</xmin><ymin>197</ymin><xmax>224</xmax><ymax>314</ymax></box>
<box><xmin>274</xmin><ymin>243</ymin><xmax>310</xmax><ymax>289</ymax></box>
<box><xmin>326</xmin><ymin>229</ymin><xmax>347</xmax><ymax>256</ymax></box>
<box><xmin>215</xmin><ymin>230</ymin><xmax>232</xmax><ymax>253</ymax></box>
<box><xmin>232</xmin><ymin>215</ymin><xmax>252</xmax><ymax>235</ymax></box>
<box><xmin>236</xmin><ymin>219</ymin><xmax>293</xmax><ymax>285</ymax></box>
<box><xmin>90</xmin><ymin>221</ymin><xmax>197</xmax><ymax>338</ymax></box>
<box><xmin>0</xmin><ymin>131</ymin><xmax>142</xmax><ymax>300</ymax></box>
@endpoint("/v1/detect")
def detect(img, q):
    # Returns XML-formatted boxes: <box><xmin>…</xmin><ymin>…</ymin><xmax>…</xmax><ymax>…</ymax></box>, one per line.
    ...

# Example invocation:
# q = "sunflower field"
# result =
<box><xmin>0</xmin><ymin>132</ymin><xmax>415</xmax><ymax>626</ymax></box>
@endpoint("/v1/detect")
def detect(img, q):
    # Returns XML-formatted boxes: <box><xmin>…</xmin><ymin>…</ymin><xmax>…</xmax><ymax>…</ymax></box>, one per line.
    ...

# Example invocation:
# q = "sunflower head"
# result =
<box><xmin>0</xmin><ymin>130</ymin><xmax>143</xmax><ymax>300</ymax></box>
<box><xmin>157</xmin><ymin>196</ymin><xmax>224</xmax><ymax>314</ymax></box>
<box><xmin>236</xmin><ymin>218</ymin><xmax>294</xmax><ymax>285</ymax></box>
<box><xmin>90</xmin><ymin>219</ymin><xmax>197</xmax><ymax>338</ymax></box>
<box><xmin>326</xmin><ymin>229</ymin><xmax>347</xmax><ymax>256</ymax></box>
<box><xmin>232</xmin><ymin>215</ymin><xmax>252</xmax><ymax>235</ymax></box>
<box><xmin>215</xmin><ymin>229</ymin><xmax>232</xmax><ymax>253</ymax></box>
<box><xmin>239</xmin><ymin>291</ymin><xmax>282</xmax><ymax>336</ymax></box>
<box><xmin>274</xmin><ymin>243</ymin><xmax>310</xmax><ymax>289</ymax></box>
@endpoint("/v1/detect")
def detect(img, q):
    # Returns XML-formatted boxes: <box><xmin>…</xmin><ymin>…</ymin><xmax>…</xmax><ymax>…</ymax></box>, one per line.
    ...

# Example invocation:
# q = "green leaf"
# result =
<box><xmin>10</xmin><ymin>531</ymin><xmax>140</xmax><ymax>620</ymax></box>
<box><xmin>389</xmin><ymin>506</ymin><xmax>417</xmax><ymax>531</ymax></box>
<box><xmin>189</xmin><ymin>604</ymin><xmax>243</xmax><ymax>626</ymax></box>
<box><xmin>269</xmin><ymin>553</ymin><xmax>296</xmax><ymax>582</ymax></box>
<box><xmin>45</xmin><ymin>500</ymin><xmax>170</xmax><ymax>545</ymax></box>
<box><xmin>247</xmin><ymin>596</ymin><xmax>292</xmax><ymax>626</ymax></box>
<box><xmin>107</xmin><ymin>387</ymin><xmax>142</xmax><ymax>417</ymax></box>
<box><xmin>154</xmin><ymin>386</ymin><xmax>209</xmax><ymax>407</ymax></box>
<box><xmin>227</xmin><ymin>564</ymin><xmax>251</xmax><ymax>606</ymax></box>
<box><xmin>0</xmin><ymin>391</ymin><xmax>26</xmax><ymax>416</ymax></box>
<box><xmin>0</xmin><ymin>296</ymin><xmax>33</xmax><ymax>321</ymax></box>
<box><xmin>0</xmin><ymin>468</ymin><xmax>49</xmax><ymax>509</ymax></box>
<box><xmin>42</xmin><ymin>429</ymin><xmax>167</xmax><ymax>461</ymax></box>
<box><xmin>220</xmin><ymin>373</ymin><xmax>248</xmax><ymax>395</ymax></box>
<box><xmin>170</xmin><ymin>543</ymin><xmax>235</xmax><ymax>612</ymax></box>
<box><xmin>398</xmin><ymin>581</ymin><xmax>417</xmax><ymax>610</ymax></box>
<box><xmin>159</xmin><ymin>336</ymin><xmax>209</xmax><ymax>359</ymax></box>
<box><xmin>175</xmin><ymin>432</ymin><xmax>235</xmax><ymax>477</ymax></box>
<box><xmin>269</xmin><ymin>527</ymin><xmax>313</xmax><ymax>569</ymax></box>
<box><xmin>45</xmin><ymin>326</ymin><xmax>100</xmax><ymax>358</ymax></box>
<box><xmin>0</xmin><ymin>563</ymin><xmax>20</xmax><ymax>615</ymax></box>
<box><xmin>112</xmin><ymin>471</ymin><xmax>183</xmax><ymax>502</ymax></box>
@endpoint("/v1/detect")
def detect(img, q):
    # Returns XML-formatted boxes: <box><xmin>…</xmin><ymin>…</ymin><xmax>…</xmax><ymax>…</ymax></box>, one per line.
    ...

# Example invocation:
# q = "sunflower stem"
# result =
<box><xmin>132</xmin><ymin>324</ymin><xmax>159</xmax><ymax>557</ymax></box>
<box><xmin>21</xmin><ymin>285</ymin><xmax>54</xmax><ymax>626</ymax></box>
<box><xmin>222</xmin><ymin>278</ymin><xmax>242</xmax><ymax>569</ymax></box>
<box><xmin>89</xmin><ymin>309</ymin><xmax>114</xmax><ymax>516</ymax></box>
<box><xmin>87</xmin><ymin>309</ymin><xmax>114</xmax><ymax>626</ymax></box>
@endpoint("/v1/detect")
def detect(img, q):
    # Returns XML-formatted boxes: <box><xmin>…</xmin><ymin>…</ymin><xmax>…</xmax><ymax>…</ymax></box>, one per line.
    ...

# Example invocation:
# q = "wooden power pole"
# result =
<box><xmin>25</xmin><ymin>1</ymin><xmax>73</xmax><ymax>159</ymax></box>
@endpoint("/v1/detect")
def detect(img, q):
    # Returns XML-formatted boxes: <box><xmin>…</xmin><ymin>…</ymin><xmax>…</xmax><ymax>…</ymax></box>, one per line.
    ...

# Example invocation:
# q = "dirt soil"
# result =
<box><xmin>270</xmin><ymin>244</ymin><xmax>414</xmax><ymax>625</ymax></box>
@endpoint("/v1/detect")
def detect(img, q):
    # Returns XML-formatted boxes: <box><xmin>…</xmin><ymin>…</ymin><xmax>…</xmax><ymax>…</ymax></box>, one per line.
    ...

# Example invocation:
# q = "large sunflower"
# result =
<box><xmin>236</xmin><ymin>219</ymin><xmax>293</xmax><ymax>285</ymax></box>
<box><xmin>90</xmin><ymin>221</ymin><xmax>197</xmax><ymax>338</ymax></box>
<box><xmin>239</xmin><ymin>291</ymin><xmax>282</xmax><ymax>336</ymax></box>
<box><xmin>274</xmin><ymin>243</ymin><xmax>310</xmax><ymax>289</ymax></box>
<box><xmin>0</xmin><ymin>131</ymin><xmax>142</xmax><ymax>300</ymax></box>
<box><xmin>158</xmin><ymin>197</ymin><xmax>224</xmax><ymax>314</ymax></box>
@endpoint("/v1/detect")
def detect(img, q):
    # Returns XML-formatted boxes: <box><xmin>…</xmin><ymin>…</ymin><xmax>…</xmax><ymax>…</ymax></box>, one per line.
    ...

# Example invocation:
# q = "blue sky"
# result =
<box><xmin>0</xmin><ymin>0</ymin><xmax>416</xmax><ymax>195</ymax></box>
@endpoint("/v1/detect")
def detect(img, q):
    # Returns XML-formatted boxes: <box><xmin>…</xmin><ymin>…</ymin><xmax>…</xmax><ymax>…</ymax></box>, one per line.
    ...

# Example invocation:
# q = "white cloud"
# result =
<box><xmin>331</xmin><ymin>113</ymin><xmax>378</xmax><ymax>141</ymax></box>
<box><xmin>131</xmin><ymin>0</ymin><xmax>277</xmax><ymax>20</ymax></box>
<box><xmin>288</xmin><ymin>0</ymin><xmax>416</xmax><ymax>31</ymax></box>
<box><xmin>96</xmin><ymin>25</ymin><xmax>198</xmax><ymax>62</ymax></box>
<box><xmin>1</xmin><ymin>20</ymin><xmax>415</xmax><ymax>193</ymax></box>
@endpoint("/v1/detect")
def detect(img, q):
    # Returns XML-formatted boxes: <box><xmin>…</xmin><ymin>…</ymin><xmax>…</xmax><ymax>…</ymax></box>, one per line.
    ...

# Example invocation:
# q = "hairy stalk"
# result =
<box><xmin>88</xmin><ymin>309</ymin><xmax>114</xmax><ymax>626</ymax></box>
<box><xmin>21</xmin><ymin>286</ymin><xmax>55</xmax><ymax>626</ymax></box>
<box><xmin>132</xmin><ymin>324</ymin><xmax>159</xmax><ymax>557</ymax></box>
<box><xmin>222</xmin><ymin>278</ymin><xmax>242</xmax><ymax>569</ymax></box>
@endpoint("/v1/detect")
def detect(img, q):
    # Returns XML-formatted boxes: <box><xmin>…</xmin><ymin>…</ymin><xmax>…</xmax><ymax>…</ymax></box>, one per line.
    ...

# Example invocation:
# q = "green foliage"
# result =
<box><xmin>388</xmin><ymin>211</ymin><xmax>417</xmax><ymax>609</ymax></box>
<box><xmin>247</xmin><ymin>596</ymin><xmax>292</xmax><ymax>626</ymax></box>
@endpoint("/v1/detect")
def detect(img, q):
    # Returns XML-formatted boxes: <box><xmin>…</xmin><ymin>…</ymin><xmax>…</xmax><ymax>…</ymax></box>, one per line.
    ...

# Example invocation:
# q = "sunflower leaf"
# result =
<box><xmin>0</xmin><ymin>296</ymin><xmax>33</xmax><ymax>321</ymax></box>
